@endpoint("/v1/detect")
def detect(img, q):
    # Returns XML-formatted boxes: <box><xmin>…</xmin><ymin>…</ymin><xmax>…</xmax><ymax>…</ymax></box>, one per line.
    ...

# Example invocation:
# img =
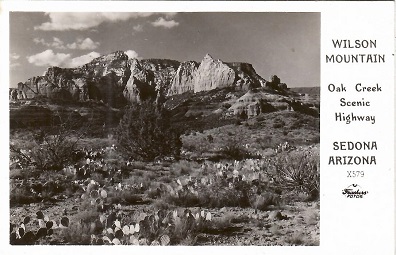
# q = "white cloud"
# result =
<box><xmin>33</xmin><ymin>37</ymin><xmax>44</xmax><ymax>44</ymax></box>
<box><xmin>10</xmin><ymin>53</ymin><xmax>20</xmax><ymax>60</ymax></box>
<box><xmin>10</xmin><ymin>62</ymin><xmax>21</xmax><ymax>70</ymax></box>
<box><xmin>68</xmin><ymin>52</ymin><xmax>101</xmax><ymax>67</ymax></box>
<box><xmin>34</xmin><ymin>37</ymin><xmax>100</xmax><ymax>50</ymax></box>
<box><xmin>35</xmin><ymin>12</ymin><xmax>154</xmax><ymax>31</ymax></box>
<box><xmin>27</xmin><ymin>50</ymin><xmax>100</xmax><ymax>68</ymax></box>
<box><xmin>151</xmin><ymin>17</ymin><xmax>179</xmax><ymax>29</ymax></box>
<box><xmin>67</xmin><ymin>38</ymin><xmax>100</xmax><ymax>50</ymax></box>
<box><xmin>10</xmin><ymin>53</ymin><xmax>21</xmax><ymax>70</ymax></box>
<box><xmin>125</xmin><ymin>50</ymin><xmax>140</xmax><ymax>59</ymax></box>
<box><xmin>133</xmin><ymin>24</ymin><xmax>143</xmax><ymax>32</ymax></box>
<box><xmin>33</xmin><ymin>37</ymin><xmax>66</xmax><ymax>49</ymax></box>
<box><xmin>27</xmin><ymin>49</ymin><xmax>71</xmax><ymax>67</ymax></box>
<box><xmin>52</xmin><ymin>37</ymin><xmax>65</xmax><ymax>49</ymax></box>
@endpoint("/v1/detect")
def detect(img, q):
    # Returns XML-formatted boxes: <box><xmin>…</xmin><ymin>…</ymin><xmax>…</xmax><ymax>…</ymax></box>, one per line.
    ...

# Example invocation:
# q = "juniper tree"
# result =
<box><xmin>116</xmin><ymin>100</ymin><xmax>182</xmax><ymax>161</ymax></box>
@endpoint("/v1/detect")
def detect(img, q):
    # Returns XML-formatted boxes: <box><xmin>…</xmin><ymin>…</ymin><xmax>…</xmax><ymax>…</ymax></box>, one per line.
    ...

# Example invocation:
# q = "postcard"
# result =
<box><xmin>1</xmin><ymin>1</ymin><xmax>394</xmax><ymax>255</ymax></box>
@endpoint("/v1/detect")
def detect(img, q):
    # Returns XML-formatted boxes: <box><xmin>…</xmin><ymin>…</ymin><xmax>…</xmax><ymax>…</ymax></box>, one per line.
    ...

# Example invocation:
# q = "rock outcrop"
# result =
<box><xmin>15</xmin><ymin>51</ymin><xmax>131</xmax><ymax>106</ymax></box>
<box><xmin>228</xmin><ymin>89</ymin><xmax>319</xmax><ymax>118</ymax></box>
<box><xmin>123</xmin><ymin>58</ymin><xmax>179</xmax><ymax>103</ymax></box>
<box><xmin>264</xmin><ymin>75</ymin><xmax>288</xmax><ymax>91</ymax></box>
<box><xmin>226</xmin><ymin>62</ymin><xmax>266</xmax><ymax>90</ymax></box>
<box><xmin>168</xmin><ymin>56</ymin><xmax>267</xmax><ymax>96</ymax></box>
<box><xmin>229</xmin><ymin>90</ymin><xmax>277</xmax><ymax>118</ymax></box>
<box><xmin>193</xmin><ymin>54</ymin><xmax>236</xmax><ymax>93</ymax></box>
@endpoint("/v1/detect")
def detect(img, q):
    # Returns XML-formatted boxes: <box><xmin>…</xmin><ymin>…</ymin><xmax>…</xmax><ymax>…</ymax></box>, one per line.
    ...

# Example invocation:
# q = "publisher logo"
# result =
<box><xmin>342</xmin><ymin>184</ymin><xmax>369</xmax><ymax>198</ymax></box>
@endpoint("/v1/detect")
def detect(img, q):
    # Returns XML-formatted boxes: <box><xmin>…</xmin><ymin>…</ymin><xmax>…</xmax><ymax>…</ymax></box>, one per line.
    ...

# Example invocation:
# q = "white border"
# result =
<box><xmin>1</xmin><ymin>1</ymin><xmax>394</xmax><ymax>255</ymax></box>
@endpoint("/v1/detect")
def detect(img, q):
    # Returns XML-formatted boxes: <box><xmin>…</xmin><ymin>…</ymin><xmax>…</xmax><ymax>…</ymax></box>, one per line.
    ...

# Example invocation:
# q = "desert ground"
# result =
<box><xmin>10</xmin><ymin>90</ymin><xmax>319</xmax><ymax>246</ymax></box>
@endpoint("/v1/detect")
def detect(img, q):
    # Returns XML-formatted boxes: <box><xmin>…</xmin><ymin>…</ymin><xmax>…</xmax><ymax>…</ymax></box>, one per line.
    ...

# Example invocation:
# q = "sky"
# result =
<box><xmin>9</xmin><ymin>12</ymin><xmax>320</xmax><ymax>88</ymax></box>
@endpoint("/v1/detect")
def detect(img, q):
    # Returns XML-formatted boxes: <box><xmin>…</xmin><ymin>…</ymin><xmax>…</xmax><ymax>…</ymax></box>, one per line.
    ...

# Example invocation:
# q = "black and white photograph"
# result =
<box><xmin>8</xmin><ymin>11</ymin><xmax>321</xmax><ymax>246</ymax></box>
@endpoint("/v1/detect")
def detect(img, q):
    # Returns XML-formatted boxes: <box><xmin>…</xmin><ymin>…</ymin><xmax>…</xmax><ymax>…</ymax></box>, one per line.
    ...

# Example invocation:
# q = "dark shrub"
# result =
<box><xmin>116</xmin><ymin>100</ymin><xmax>182</xmax><ymax>161</ymax></box>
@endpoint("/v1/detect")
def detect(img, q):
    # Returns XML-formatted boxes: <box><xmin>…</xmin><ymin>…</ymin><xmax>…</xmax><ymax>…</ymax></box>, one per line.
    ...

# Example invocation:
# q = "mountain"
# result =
<box><xmin>10</xmin><ymin>51</ymin><xmax>320</xmax><ymax>131</ymax></box>
<box><xmin>11</xmin><ymin>51</ymin><xmax>277</xmax><ymax>107</ymax></box>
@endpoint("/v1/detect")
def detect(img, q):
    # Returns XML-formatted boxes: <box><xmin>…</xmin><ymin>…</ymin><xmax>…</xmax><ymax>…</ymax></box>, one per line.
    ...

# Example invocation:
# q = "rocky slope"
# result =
<box><xmin>11</xmin><ymin>52</ymin><xmax>271</xmax><ymax>107</ymax></box>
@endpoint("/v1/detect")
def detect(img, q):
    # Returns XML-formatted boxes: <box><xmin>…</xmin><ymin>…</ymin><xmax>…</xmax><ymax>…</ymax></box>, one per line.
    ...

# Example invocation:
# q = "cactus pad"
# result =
<box><xmin>112</xmin><ymin>238</ymin><xmax>121</xmax><ymax>245</ymax></box>
<box><xmin>36</xmin><ymin>211</ymin><xmax>44</xmax><ymax>220</ymax></box>
<box><xmin>60</xmin><ymin>217</ymin><xmax>69</xmax><ymax>227</ymax></box>
<box><xmin>23</xmin><ymin>216</ymin><xmax>30</xmax><ymax>225</ymax></box>
<box><xmin>160</xmin><ymin>235</ymin><xmax>170</xmax><ymax>246</ymax></box>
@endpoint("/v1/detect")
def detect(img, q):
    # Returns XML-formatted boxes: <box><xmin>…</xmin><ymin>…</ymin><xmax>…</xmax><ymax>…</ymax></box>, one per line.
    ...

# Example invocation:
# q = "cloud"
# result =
<box><xmin>125</xmin><ymin>50</ymin><xmax>140</xmax><ymax>59</ymax></box>
<box><xmin>27</xmin><ymin>49</ymin><xmax>71</xmax><ymax>67</ymax></box>
<box><xmin>10</xmin><ymin>53</ymin><xmax>20</xmax><ymax>60</ymax></box>
<box><xmin>151</xmin><ymin>17</ymin><xmax>179</xmax><ymax>29</ymax></box>
<box><xmin>33</xmin><ymin>37</ymin><xmax>66</xmax><ymax>49</ymax></box>
<box><xmin>133</xmin><ymin>24</ymin><xmax>143</xmax><ymax>32</ymax></box>
<box><xmin>35</xmin><ymin>12</ymin><xmax>154</xmax><ymax>31</ymax></box>
<box><xmin>33</xmin><ymin>37</ymin><xmax>46</xmax><ymax>45</ymax></box>
<box><xmin>52</xmin><ymin>37</ymin><xmax>66</xmax><ymax>49</ymax></box>
<box><xmin>10</xmin><ymin>62</ymin><xmax>21</xmax><ymax>70</ymax></box>
<box><xmin>10</xmin><ymin>53</ymin><xmax>21</xmax><ymax>70</ymax></box>
<box><xmin>68</xmin><ymin>52</ymin><xmax>101</xmax><ymax>67</ymax></box>
<box><xmin>34</xmin><ymin>37</ymin><xmax>100</xmax><ymax>50</ymax></box>
<box><xmin>67</xmin><ymin>38</ymin><xmax>100</xmax><ymax>50</ymax></box>
<box><xmin>27</xmin><ymin>49</ymin><xmax>100</xmax><ymax>68</ymax></box>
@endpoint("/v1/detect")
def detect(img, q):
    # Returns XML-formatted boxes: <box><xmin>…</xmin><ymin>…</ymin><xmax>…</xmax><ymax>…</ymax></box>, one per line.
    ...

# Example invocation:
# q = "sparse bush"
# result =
<box><xmin>199</xmin><ymin>186</ymin><xmax>250</xmax><ymax>208</ymax></box>
<box><xmin>272</xmin><ymin>151</ymin><xmax>319</xmax><ymax>200</ymax></box>
<box><xmin>286</xmin><ymin>231</ymin><xmax>307</xmax><ymax>246</ymax></box>
<box><xmin>10</xmin><ymin>114</ymin><xmax>83</xmax><ymax>171</ymax></box>
<box><xmin>164</xmin><ymin>190</ymin><xmax>200</xmax><ymax>207</ymax></box>
<box><xmin>73</xmin><ymin>209</ymin><xmax>101</xmax><ymax>224</ymax></box>
<box><xmin>164</xmin><ymin>178</ymin><xmax>252</xmax><ymax>209</ymax></box>
<box><xmin>169</xmin><ymin>160</ymin><xmax>200</xmax><ymax>176</ymax></box>
<box><xmin>221</xmin><ymin>141</ymin><xmax>250</xmax><ymax>160</ymax></box>
<box><xmin>60</xmin><ymin>219</ymin><xmax>101</xmax><ymax>245</ymax></box>
<box><xmin>10</xmin><ymin>186</ymin><xmax>41</xmax><ymax>206</ymax></box>
<box><xmin>253</xmin><ymin>192</ymin><xmax>281</xmax><ymax>211</ymax></box>
<box><xmin>116</xmin><ymin>101</ymin><xmax>182</xmax><ymax>161</ymax></box>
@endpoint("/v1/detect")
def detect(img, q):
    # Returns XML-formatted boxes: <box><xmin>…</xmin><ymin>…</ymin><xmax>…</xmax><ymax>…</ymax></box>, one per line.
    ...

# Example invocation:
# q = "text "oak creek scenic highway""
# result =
<box><xmin>328</xmin><ymin>83</ymin><xmax>381</xmax><ymax>124</ymax></box>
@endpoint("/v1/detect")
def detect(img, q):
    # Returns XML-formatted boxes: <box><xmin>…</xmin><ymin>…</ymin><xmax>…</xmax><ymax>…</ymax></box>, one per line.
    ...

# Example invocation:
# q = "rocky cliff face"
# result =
<box><xmin>227</xmin><ymin>62</ymin><xmax>266</xmax><ymax>90</ymax></box>
<box><xmin>193</xmin><ymin>54</ymin><xmax>236</xmax><ymax>93</ymax></box>
<box><xmin>167</xmin><ymin>61</ymin><xmax>199</xmax><ymax>96</ymax></box>
<box><xmin>13</xmin><ymin>52</ymin><xmax>270</xmax><ymax>107</ymax></box>
<box><xmin>167</xmin><ymin>55</ymin><xmax>266</xmax><ymax>96</ymax></box>
<box><xmin>15</xmin><ymin>51</ymin><xmax>131</xmax><ymax>107</ymax></box>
